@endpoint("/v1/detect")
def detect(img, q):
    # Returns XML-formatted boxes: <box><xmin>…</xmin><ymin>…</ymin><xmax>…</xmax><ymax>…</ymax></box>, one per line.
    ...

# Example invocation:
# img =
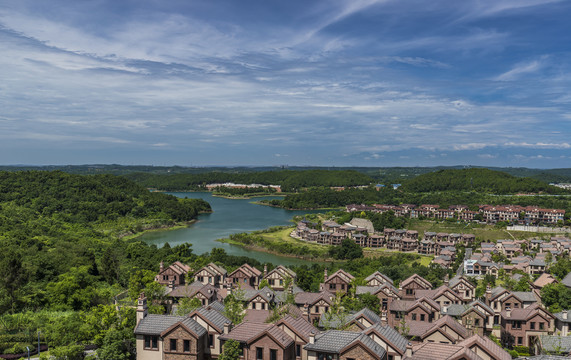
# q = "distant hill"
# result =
<box><xmin>400</xmin><ymin>168</ymin><xmax>565</xmax><ymax>194</ymax></box>
<box><xmin>1</xmin><ymin>164</ymin><xmax>571</xmax><ymax>185</ymax></box>
<box><xmin>123</xmin><ymin>169</ymin><xmax>374</xmax><ymax>192</ymax></box>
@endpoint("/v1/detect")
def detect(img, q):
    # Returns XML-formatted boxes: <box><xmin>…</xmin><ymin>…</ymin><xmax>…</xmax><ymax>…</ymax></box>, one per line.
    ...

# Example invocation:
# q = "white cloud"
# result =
<box><xmin>504</xmin><ymin>142</ymin><xmax>571</xmax><ymax>149</ymax></box>
<box><xmin>495</xmin><ymin>57</ymin><xmax>548</xmax><ymax>81</ymax></box>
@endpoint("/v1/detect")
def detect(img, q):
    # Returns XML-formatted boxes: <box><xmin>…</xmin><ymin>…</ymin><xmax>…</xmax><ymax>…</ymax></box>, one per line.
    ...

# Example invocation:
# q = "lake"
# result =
<box><xmin>138</xmin><ymin>192</ymin><xmax>325</xmax><ymax>265</ymax></box>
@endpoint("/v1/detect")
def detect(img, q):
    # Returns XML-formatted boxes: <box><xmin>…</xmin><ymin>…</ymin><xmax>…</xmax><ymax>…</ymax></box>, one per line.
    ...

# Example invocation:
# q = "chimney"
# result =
<box><xmin>227</xmin><ymin>283</ymin><xmax>233</xmax><ymax>296</ymax></box>
<box><xmin>136</xmin><ymin>292</ymin><xmax>148</xmax><ymax>326</ymax></box>
<box><xmin>160</xmin><ymin>261</ymin><xmax>164</xmax><ymax>272</ymax></box>
<box><xmin>406</xmin><ymin>343</ymin><xmax>413</xmax><ymax>357</ymax></box>
<box><xmin>303</xmin><ymin>303</ymin><xmax>309</xmax><ymax>318</ymax></box>
<box><xmin>309</xmin><ymin>331</ymin><xmax>315</xmax><ymax>344</ymax></box>
<box><xmin>564</xmin><ymin>310</ymin><xmax>568</xmax><ymax>320</ymax></box>
<box><xmin>444</xmin><ymin>273</ymin><xmax>449</xmax><ymax>287</ymax></box>
<box><xmin>324</xmin><ymin>269</ymin><xmax>328</xmax><ymax>282</ymax></box>
<box><xmin>485</xmin><ymin>284</ymin><xmax>492</xmax><ymax>305</ymax></box>
<box><xmin>224</xmin><ymin>322</ymin><xmax>231</xmax><ymax>334</ymax></box>
<box><xmin>381</xmin><ymin>309</ymin><xmax>387</xmax><ymax>324</ymax></box>
<box><xmin>442</xmin><ymin>306</ymin><xmax>448</xmax><ymax>314</ymax></box>
<box><xmin>263</xmin><ymin>264</ymin><xmax>268</xmax><ymax>277</ymax></box>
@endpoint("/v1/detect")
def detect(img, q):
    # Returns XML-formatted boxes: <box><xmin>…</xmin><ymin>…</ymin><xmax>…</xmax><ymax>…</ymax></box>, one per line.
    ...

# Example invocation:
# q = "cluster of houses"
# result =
<box><xmin>204</xmin><ymin>183</ymin><xmax>282</xmax><ymax>192</ymax></box>
<box><xmin>346</xmin><ymin>204</ymin><xmax>566</xmax><ymax>225</ymax></box>
<box><xmin>135</xmin><ymin>260</ymin><xmax>571</xmax><ymax>359</ymax></box>
<box><xmin>463</xmin><ymin>237</ymin><xmax>571</xmax><ymax>279</ymax></box>
<box><xmin>295</xmin><ymin>218</ymin><xmax>473</xmax><ymax>266</ymax></box>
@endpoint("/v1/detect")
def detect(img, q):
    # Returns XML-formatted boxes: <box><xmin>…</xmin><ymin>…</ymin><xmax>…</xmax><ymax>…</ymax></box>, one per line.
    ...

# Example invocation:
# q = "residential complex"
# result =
<box><xmin>134</xmin><ymin>260</ymin><xmax>565</xmax><ymax>359</ymax></box>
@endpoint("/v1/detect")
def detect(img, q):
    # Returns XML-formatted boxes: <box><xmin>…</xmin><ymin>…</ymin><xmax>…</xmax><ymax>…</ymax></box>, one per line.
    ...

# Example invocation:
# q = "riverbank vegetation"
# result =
<box><xmin>219</xmin><ymin>227</ymin><xmax>330</xmax><ymax>260</ymax></box>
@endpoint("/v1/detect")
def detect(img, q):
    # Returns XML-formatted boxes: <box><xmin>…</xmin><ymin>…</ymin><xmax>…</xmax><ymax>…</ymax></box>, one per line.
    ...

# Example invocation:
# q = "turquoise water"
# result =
<box><xmin>138</xmin><ymin>192</ymin><xmax>325</xmax><ymax>265</ymax></box>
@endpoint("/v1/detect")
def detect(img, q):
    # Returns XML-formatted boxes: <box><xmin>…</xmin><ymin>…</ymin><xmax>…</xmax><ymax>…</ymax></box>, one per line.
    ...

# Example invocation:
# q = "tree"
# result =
<box><xmin>0</xmin><ymin>248</ymin><xmax>27</xmax><ymax>312</ymax></box>
<box><xmin>97</xmin><ymin>328</ymin><xmax>136</xmax><ymax>360</ymax></box>
<box><xmin>329</xmin><ymin>238</ymin><xmax>363</xmax><ymax>260</ymax></box>
<box><xmin>223</xmin><ymin>288</ymin><xmax>245</xmax><ymax>325</ymax></box>
<box><xmin>219</xmin><ymin>339</ymin><xmax>241</xmax><ymax>360</ymax></box>
<box><xmin>175</xmin><ymin>298</ymin><xmax>202</xmax><ymax>316</ymax></box>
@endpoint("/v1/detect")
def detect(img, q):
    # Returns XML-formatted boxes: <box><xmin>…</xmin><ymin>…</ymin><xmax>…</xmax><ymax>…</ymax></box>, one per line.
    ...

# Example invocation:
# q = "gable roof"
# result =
<box><xmin>365</xmin><ymin>271</ymin><xmax>394</xmax><ymax>285</ymax></box>
<box><xmin>276</xmin><ymin>315</ymin><xmax>318</xmax><ymax>342</ymax></box>
<box><xmin>458</xmin><ymin>334</ymin><xmax>512</xmax><ymax>360</ymax></box>
<box><xmin>364</xmin><ymin>323</ymin><xmax>409</xmax><ymax>354</ymax></box>
<box><xmin>325</xmin><ymin>269</ymin><xmax>355</xmax><ymax>284</ymax></box>
<box><xmin>168</xmin><ymin>281</ymin><xmax>218</xmax><ymax>298</ymax></box>
<box><xmin>502</xmin><ymin>303</ymin><xmax>554</xmax><ymax>321</ymax></box>
<box><xmin>295</xmin><ymin>291</ymin><xmax>333</xmax><ymax>306</ymax></box>
<box><xmin>161</xmin><ymin>317</ymin><xmax>207</xmax><ymax>338</ymax></box>
<box><xmin>400</xmin><ymin>274</ymin><xmax>432</xmax><ymax>289</ymax></box>
<box><xmin>562</xmin><ymin>272</ymin><xmax>571</xmax><ymax>288</ymax></box>
<box><xmin>195</xmin><ymin>262</ymin><xmax>227</xmax><ymax>277</ymax></box>
<box><xmin>264</xmin><ymin>265</ymin><xmax>297</xmax><ymax>280</ymax></box>
<box><xmin>135</xmin><ymin>314</ymin><xmax>186</xmax><ymax>336</ymax></box>
<box><xmin>408</xmin><ymin>342</ymin><xmax>483</xmax><ymax>360</ymax></box>
<box><xmin>190</xmin><ymin>306</ymin><xmax>230</xmax><ymax>333</ymax></box>
<box><xmin>228</xmin><ymin>263</ymin><xmax>262</xmax><ymax>278</ymax></box>
<box><xmin>305</xmin><ymin>330</ymin><xmax>386</xmax><ymax>359</ymax></box>
<box><xmin>421</xmin><ymin>315</ymin><xmax>470</xmax><ymax>342</ymax></box>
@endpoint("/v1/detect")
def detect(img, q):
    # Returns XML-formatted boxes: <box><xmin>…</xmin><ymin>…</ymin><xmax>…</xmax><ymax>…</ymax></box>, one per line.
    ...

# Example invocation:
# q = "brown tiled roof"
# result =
<box><xmin>220</xmin><ymin>322</ymin><xmax>294</xmax><ymax>348</ymax></box>
<box><xmin>458</xmin><ymin>334</ymin><xmax>511</xmax><ymax>360</ymax></box>
<box><xmin>533</xmin><ymin>273</ymin><xmax>557</xmax><ymax>288</ymax></box>
<box><xmin>326</xmin><ymin>269</ymin><xmax>355</xmax><ymax>283</ymax></box>
<box><xmin>277</xmin><ymin>315</ymin><xmax>318</xmax><ymax>342</ymax></box>
<box><xmin>400</xmin><ymin>274</ymin><xmax>432</xmax><ymax>289</ymax></box>
<box><xmin>244</xmin><ymin>309</ymin><xmax>270</xmax><ymax>323</ymax></box>
<box><xmin>294</xmin><ymin>291</ymin><xmax>333</xmax><ymax>306</ymax></box>
<box><xmin>219</xmin><ymin>322</ymin><xmax>271</xmax><ymax>342</ymax></box>
<box><xmin>501</xmin><ymin>302</ymin><xmax>553</xmax><ymax>321</ymax></box>
<box><xmin>228</xmin><ymin>263</ymin><xmax>262</xmax><ymax>278</ymax></box>
<box><xmin>408</xmin><ymin>342</ymin><xmax>483</xmax><ymax>360</ymax></box>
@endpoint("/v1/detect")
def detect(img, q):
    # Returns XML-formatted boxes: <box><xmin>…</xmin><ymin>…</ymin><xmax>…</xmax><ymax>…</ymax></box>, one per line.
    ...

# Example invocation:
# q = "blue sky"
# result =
<box><xmin>1</xmin><ymin>0</ymin><xmax>570</xmax><ymax>167</ymax></box>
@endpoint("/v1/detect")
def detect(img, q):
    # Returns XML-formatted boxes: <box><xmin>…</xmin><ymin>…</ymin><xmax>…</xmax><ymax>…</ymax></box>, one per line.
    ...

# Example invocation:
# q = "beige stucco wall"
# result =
<box><xmin>136</xmin><ymin>334</ymin><xmax>163</xmax><ymax>360</ymax></box>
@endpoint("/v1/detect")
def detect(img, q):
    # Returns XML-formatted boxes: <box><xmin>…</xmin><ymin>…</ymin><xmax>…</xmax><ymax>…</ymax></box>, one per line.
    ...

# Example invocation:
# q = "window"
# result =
<box><xmin>261</xmin><ymin>303</ymin><xmax>266</xmax><ymax>310</ymax></box>
<box><xmin>170</xmin><ymin>339</ymin><xmax>177</xmax><ymax>352</ymax></box>
<box><xmin>270</xmin><ymin>349</ymin><xmax>277</xmax><ymax>360</ymax></box>
<box><xmin>208</xmin><ymin>334</ymin><xmax>214</xmax><ymax>347</ymax></box>
<box><xmin>475</xmin><ymin>319</ymin><xmax>480</xmax><ymax>326</ymax></box>
<box><xmin>518</xmin><ymin>337</ymin><xmax>523</xmax><ymax>345</ymax></box>
<box><xmin>280</xmin><ymin>279</ymin><xmax>283</xmax><ymax>286</ymax></box>
<box><xmin>540</xmin><ymin>322</ymin><xmax>545</xmax><ymax>330</ymax></box>
<box><xmin>329</xmin><ymin>283</ymin><xmax>336</xmax><ymax>290</ymax></box>
<box><xmin>513</xmin><ymin>321</ymin><xmax>522</xmax><ymax>329</ymax></box>
<box><xmin>412</xmin><ymin>314</ymin><xmax>417</xmax><ymax>321</ymax></box>
<box><xmin>183</xmin><ymin>340</ymin><xmax>190</xmax><ymax>352</ymax></box>
<box><xmin>505</xmin><ymin>303</ymin><xmax>511</xmax><ymax>310</ymax></box>
<box><xmin>406</xmin><ymin>289</ymin><xmax>413</xmax><ymax>295</ymax></box>
<box><xmin>514</xmin><ymin>303</ymin><xmax>520</xmax><ymax>308</ymax></box>
<box><xmin>256</xmin><ymin>347</ymin><xmax>263</xmax><ymax>360</ymax></box>
<box><xmin>341</xmin><ymin>284</ymin><xmax>345</xmax><ymax>290</ymax></box>
<box><xmin>144</xmin><ymin>335</ymin><xmax>158</xmax><ymax>350</ymax></box>
<box><xmin>530</xmin><ymin>322</ymin><xmax>535</xmax><ymax>330</ymax></box>
<box><xmin>420</xmin><ymin>314</ymin><xmax>425</xmax><ymax>321</ymax></box>
<box><xmin>296</xmin><ymin>344</ymin><xmax>301</xmax><ymax>357</ymax></box>
<box><xmin>389</xmin><ymin>356</ymin><xmax>394</xmax><ymax>360</ymax></box>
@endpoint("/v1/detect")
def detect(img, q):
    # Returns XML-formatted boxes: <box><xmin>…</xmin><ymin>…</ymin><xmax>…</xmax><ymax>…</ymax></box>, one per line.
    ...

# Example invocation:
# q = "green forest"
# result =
<box><xmin>123</xmin><ymin>169</ymin><xmax>373</xmax><ymax>192</ymax></box>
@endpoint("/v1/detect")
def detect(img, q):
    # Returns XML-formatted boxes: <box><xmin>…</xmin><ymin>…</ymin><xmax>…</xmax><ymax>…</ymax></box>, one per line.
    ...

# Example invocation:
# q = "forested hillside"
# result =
<box><xmin>123</xmin><ymin>169</ymin><xmax>373</xmax><ymax>192</ymax></box>
<box><xmin>400</xmin><ymin>168</ymin><xmax>562</xmax><ymax>194</ymax></box>
<box><xmin>0</xmin><ymin>171</ymin><xmax>210</xmax><ymax>312</ymax></box>
<box><xmin>270</xmin><ymin>169</ymin><xmax>571</xmax><ymax>216</ymax></box>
